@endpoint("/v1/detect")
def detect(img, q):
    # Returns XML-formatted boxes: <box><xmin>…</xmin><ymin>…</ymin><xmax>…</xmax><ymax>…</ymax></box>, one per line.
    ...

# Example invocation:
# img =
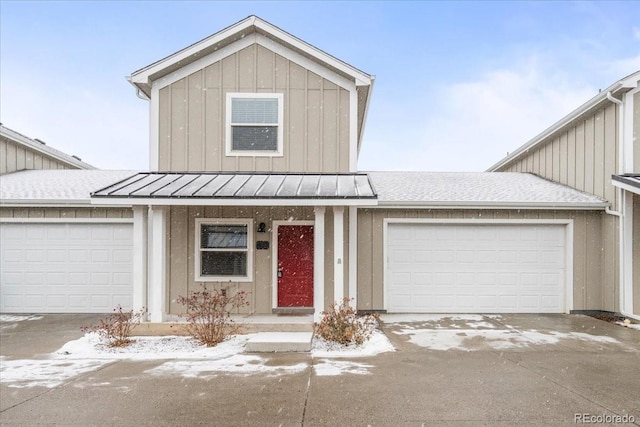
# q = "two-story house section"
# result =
<box><xmin>91</xmin><ymin>16</ymin><xmax>376</xmax><ymax>321</ymax></box>
<box><xmin>489</xmin><ymin>71</ymin><xmax>640</xmax><ymax>320</ymax></box>
<box><xmin>91</xmin><ymin>16</ymin><xmax>615</xmax><ymax>322</ymax></box>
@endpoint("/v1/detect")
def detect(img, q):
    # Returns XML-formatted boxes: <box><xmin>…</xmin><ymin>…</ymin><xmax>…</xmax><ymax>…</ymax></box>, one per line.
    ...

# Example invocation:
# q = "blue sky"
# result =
<box><xmin>1</xmin><ymin>1</ymin><xmax>639</xmax><ymax>171</ymax></box>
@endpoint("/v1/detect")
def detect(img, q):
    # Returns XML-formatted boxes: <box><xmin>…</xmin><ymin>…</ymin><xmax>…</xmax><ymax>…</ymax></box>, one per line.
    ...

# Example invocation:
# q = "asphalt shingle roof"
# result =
<box><xmin>0</xmin><ymin>170</ymin><xmax>135</xmax><ymax>203</ymax></box>
<box><xmin>367</xmin><ymin>172</ymin><xmax>607</xmax><ymax>207</ymax></box>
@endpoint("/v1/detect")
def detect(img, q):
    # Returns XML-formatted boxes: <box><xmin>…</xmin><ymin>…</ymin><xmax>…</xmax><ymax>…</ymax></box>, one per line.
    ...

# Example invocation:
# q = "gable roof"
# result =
<box><xmin>128</xmin><ymin>15</ymin><xmax>373</xmax><ymax>97</ymax></box>
<box><xmin>0</xmin><ymin>170</ymin><xmax>135</xmax><ymax>205</ymax></box>
<box><xmin>0</xmin><ymin>124</ymin><xmax>95</xmax><ymax>170</ymax></box>
<box><xmin>487</xmin><ymin>69</ymin><xmax>640</xmax><ymax>172</ymax></box>
<box><xmin>368</xmin><ymin>171</ymin><xmax>608</xmax><ymax>209</ymax></box>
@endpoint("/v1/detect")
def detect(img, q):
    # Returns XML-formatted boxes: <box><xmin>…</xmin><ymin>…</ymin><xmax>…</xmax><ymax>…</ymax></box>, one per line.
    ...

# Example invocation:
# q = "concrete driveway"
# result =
<box><xmin>1</xmin><ymin>313</ymin><xmax>638</xmax><ymax>426</ymax></box>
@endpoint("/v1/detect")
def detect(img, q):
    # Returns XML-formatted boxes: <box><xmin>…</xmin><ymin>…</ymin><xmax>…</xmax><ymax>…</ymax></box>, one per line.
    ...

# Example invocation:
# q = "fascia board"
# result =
<box><xmin>129</xmin><ymin>15</ymin><xmax>371</xmax><ymax>90</ymax></box>
<box><xmin>90</xmin><ymin>197</ymin><xmax>378</xmax><ymax>207</ymax></box>
<box><xmin>486</xmin><ymin>77</ymin><xmax>634</xmax><ymax>172</ymax></box>
<box><xmin>612</xmin><ymin>180</ymin><xmax>640</xmax><ymax>195</ymax></box>
<box><xmin>373</xmin><ymin>201</ymin><xmax>608</xmax><ymax>210</ymax></box>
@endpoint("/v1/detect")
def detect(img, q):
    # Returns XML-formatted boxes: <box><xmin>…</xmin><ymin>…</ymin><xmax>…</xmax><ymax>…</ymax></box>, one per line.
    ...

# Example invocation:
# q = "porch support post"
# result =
<box><xmin>132</xmin><ymin>206</ymin><xmax>148</xmax><ymax>321</ymax></box>
<box><xmin>348</xmin><ymin>206</ymin><xmax>358</xmax><ymax>309</ymax></box>
<box><xmin>313</xmin><ymin>206</ymin><xmax>326</xmax><ymax>322</ymax></box>
<box><xmin>333</xmin><ymin>206</ymin><xmax>345</xmax><ymax>303</ymax></box>
<box><xmin>148</xmin><ymin>206</ymin><xmax>167</xmax><ymax>322</ymax></box>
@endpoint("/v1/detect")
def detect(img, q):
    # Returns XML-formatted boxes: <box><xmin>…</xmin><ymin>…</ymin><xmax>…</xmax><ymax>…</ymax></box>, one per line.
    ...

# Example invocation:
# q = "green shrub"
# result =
<box><xmin>314</xmin><ymin>298</ymin><xmax>379</xmax><ymax>346</ymax></box>
<box><xmin>177</xmin><ymin>286</ymin><xmax>249</xmax><ymax>347</ymax></box>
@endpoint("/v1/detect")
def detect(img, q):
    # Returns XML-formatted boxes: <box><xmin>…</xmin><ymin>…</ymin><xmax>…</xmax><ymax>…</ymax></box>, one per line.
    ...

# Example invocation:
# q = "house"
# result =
<box><xmin>1</xmin><ymin>16</ymin><xmax>636</xmax><ymax>322</ymax></box>
<box><xmin>488</xmin><ymin>73</ymin><xmax>640</xmax><ymax>320</ymax></box>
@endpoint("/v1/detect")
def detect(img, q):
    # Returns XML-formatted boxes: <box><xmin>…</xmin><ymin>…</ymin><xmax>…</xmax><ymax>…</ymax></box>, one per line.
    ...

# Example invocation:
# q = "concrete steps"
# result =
<box><xmin>245</xmin><ymin>332</ymin><xmax>313</xmax><ymax>353</ymax></box>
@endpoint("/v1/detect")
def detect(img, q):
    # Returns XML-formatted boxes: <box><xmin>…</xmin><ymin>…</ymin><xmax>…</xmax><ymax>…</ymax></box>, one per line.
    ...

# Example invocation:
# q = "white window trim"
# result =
<box><xmin>195</xmin><ymin>218</ymin><xmax>254</xmax><ymax>282</ymax></box>
<box><xmin>225</xmin><ymin>92</ymin><xmax>284</xmax><ymax>157</ymax></box>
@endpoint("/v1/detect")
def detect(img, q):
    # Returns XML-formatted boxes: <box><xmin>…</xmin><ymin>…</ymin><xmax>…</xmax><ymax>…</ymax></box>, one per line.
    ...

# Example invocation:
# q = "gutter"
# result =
<box><xmin>372</xmin><ymin>201</ymin><xmax>609</xmax><ymax>210</ymax></box>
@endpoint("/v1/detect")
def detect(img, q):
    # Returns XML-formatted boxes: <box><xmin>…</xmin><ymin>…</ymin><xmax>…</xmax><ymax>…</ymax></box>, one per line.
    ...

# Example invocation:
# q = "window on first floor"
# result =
<box><xmin>195</xmin><ymin>219</ymin><xmax>253</xmax><ymax>282</ymax></box>
<box><xmin>226</xmin><ymin>93</ymin><xmax>284</xmax><ymax>156</ymax></box>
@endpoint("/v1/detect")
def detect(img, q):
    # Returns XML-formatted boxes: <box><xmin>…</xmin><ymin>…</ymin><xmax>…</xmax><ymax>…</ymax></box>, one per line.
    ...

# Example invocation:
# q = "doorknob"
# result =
<box><xmin>277</xmin><ymin>269</ymin><xmax>283</xmax><ymax>278</ymax></box>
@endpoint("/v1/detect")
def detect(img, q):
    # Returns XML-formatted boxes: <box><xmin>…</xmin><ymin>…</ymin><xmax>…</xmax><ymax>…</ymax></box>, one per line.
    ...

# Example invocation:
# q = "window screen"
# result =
<box><xmin>229</xmin><ymin>96</ymin><xmax>280</xmax><ymax>152</ymax></box>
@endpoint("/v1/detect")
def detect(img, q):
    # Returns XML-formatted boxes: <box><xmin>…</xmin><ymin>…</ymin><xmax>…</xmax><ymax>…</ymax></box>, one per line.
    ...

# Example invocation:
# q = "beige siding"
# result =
<box><xmin>166</xmin><ymin>206</ymin><xmax>349</xmax><ymax>315</ymax></box>
<box><xmin>0</xmin><ymin>207</ymin><xmax>133</xmax><ymax>219</ymax></box>
<box><xmin>0</xmin><ymin>136</ymin><xmax>72</xmax><ymax>175</ymax></box>
<box><xmin>499</xmin><ymin>103</ymin><xmax>618</xmax><ymax>206</ymax></box>
<box><xmin>357</xmin><ymin>209</ymin><xmax>612</xmax><ymax>312</ymax></box>
<box><xmin>157</xmin><ymin>44</ymin><xmax>351</xmax><ymax>173</ymax></box>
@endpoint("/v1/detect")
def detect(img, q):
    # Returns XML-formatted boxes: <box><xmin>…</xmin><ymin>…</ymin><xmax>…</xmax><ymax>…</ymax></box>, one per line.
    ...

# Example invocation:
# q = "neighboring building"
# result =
<box><xmin>0</xmin><ymin>124</ymin><xmax>94</xmax><ymax>173</ymax></box>
<box><xmin>488</xmin><ymin>72</ymin><xmax>640</xmax><ymax>320</ymax></box>
<box><xmin>1</xmin><ymin>16</ymin><xmax>636</xmax><ymax>322</ymax></box>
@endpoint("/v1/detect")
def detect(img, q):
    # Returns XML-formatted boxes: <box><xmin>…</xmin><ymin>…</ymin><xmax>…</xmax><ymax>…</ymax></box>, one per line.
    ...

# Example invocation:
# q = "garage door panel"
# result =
<box><xmin>1</xmin><ymin>223</ymin><xmax>133</xmax><ymax>313</ymax></box>
<box><xmin>387</xmin><ymin>223</ymin><xmax>567</xmax><ymax>313</ymax></box>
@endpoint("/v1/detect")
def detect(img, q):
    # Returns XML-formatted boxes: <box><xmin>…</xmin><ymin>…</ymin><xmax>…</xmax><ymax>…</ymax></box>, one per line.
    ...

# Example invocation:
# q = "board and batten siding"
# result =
<box><xmin>634</xmin><ymin>92</ymin><xmax>640</xmax><ymax>170</ymax></box>
<box><xmin>0</xmin><ymin>136</ymin><xmax>73</xmax><ymax>175</ymax></box>
<box><xmin>157</xmin><ymin>43</ymin><xmax>351</xmax><ymax>173</ymax></box>
<box><xmin>166</xmin><ymin>206</ymin><xmax>350</xmax><ymax>315</ymax></box>
<box><xmin>497</xmin><ymin>103</ymin><xmax>619</xmax><ymax>206</ymax></box>
<box><xmin>0</xmin><ymin>207</ymin><xmax>133</xmax><ymax>219</ymax></box>
<box><xmin>357</xmin><ymin>209</ymin><xmax>614</xmax><ymax>313</ymax></box>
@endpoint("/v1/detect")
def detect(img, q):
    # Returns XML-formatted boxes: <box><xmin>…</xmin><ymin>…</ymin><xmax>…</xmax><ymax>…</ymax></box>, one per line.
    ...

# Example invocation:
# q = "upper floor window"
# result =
<box><xmin>226</xmin><ymin>93</ymin><xmax>284</xmax><ymax>157</ymax></box>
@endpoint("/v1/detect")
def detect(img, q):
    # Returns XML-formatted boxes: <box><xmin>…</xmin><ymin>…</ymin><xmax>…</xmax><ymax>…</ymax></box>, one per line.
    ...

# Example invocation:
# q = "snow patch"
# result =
<box><xmin>314</xmin><ymin>359</ymin><xmax>373</xmax><ymax>376</ymax></box>
<box><xmin>57</xmin><ymin>333</ymin><xmax>250</xmax><ymax>360</ymax></box>
<box><xmin>616</xmin><ymin>321</ymin><xmax>640</xmax><ymax>331</ymax></box>
<box><xmin>0</xmin><ymin>359</ymin><xmax>112</xmax><ymax>388</ymax></box>
<box><xmin>395</xmin><ymin>328</ymin><xmax>622</xmax><ymax>351</ymax></box>
<box><xmin>147</xmin><ymin>355</ymin><xmax>308</xmax><ymax>379</ymax></box>
<box><xmin>0</xmin><ymin>314</ymin><xmax>43</xmax><ymax>322</ymax></box>
<box><xmin>311</xmin><ymin>330</ymin><xmax>394</xmax><ymax>358</ymax></box>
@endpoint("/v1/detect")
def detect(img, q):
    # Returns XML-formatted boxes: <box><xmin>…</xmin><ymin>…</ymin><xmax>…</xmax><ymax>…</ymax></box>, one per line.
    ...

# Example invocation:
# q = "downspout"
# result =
<box><xmin>605</xmin><ymin>92</ymin><xmax>638</xmax><ymax>320</ymax></box>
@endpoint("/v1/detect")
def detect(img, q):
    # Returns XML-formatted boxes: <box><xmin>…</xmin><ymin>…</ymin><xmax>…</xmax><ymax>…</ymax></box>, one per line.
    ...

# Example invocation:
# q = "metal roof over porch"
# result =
<box><xmin>90</xmin><ymin>172</ymin><xmax>378</xmax><ymax>206</ymax></box>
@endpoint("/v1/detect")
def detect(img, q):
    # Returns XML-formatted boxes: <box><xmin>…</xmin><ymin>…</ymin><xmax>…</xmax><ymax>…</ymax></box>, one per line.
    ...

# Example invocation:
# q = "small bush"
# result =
<box><xmin>314</xmin><ymin>298</ymin><xmax>379</xmax><ymax>346</ymax></box>
<box><xmin>177</xmin><ymin>286</ymin><xmax>250</xmax><ymax>347</ymax></box>
<box><xmin>81</xmin><ymin>305</ymin><xmax>146</xmax><ymax>347</ymax></box>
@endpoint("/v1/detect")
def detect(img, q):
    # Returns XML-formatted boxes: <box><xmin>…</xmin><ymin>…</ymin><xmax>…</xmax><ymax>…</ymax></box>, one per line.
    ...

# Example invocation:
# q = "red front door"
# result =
<box><xmin>277</xmin><ymin>225</ymin><xmax>314</xmax><ymax>307</ymax></box>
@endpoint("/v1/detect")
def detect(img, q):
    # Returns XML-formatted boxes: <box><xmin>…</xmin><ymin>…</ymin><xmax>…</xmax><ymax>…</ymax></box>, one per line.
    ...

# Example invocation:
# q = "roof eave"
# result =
<box><xmin>90</xmin><ymin>197</ymin><xmax>377</xmax><ymax>207</ymax></box>
<box><xmin>127</xmin><ymin>15</ymin><xmax>372</xmax><ymax>96</ymax></box>
<box><xmin>487</xmin><ymin>70</ymin><xmax>640</xmax><ymax>172</ymax></box>
<box><xmin>375</xmin><ymin>201</ymin><xmax>609</xmax><ymax>210</ymax></box>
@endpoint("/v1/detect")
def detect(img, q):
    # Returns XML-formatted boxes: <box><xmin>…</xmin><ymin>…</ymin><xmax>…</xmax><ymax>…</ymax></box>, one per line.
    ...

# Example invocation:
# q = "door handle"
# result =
<box><xmin>277</xmin><ymin>269</ymin><xmax>283</xmax><ymax>278</ymax></box>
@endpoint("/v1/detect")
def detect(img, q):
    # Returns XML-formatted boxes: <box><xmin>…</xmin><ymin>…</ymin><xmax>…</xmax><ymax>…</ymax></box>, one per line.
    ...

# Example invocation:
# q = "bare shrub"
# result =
<box><xmin>314</xmin><ymin>298</ymin><xmax>379</xmax><ymax>346</ymax></box>
<box><xmin>81</xmin><ymin>305</ymin><xmax>146</xmax><ymax>347</ymax></box>
<box><xmin>177</xmin><ymin>286</ymin><xmax>250</xmax><ymax>347</ymax></box>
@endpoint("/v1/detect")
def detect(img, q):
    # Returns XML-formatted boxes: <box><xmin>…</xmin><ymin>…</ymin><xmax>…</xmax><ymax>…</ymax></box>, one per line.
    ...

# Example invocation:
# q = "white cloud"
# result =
<box><xmin>359</xmin><ymin>54</ymin><xmax>632</xmax><ymax>172</ymax></box>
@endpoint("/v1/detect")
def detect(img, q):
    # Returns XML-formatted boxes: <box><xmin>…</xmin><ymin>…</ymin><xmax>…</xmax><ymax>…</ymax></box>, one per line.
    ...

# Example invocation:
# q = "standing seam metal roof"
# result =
<box><xmin>91</xmin><ymin>172</ymin><xmax>377</xmax><ymax>200</ymax></box>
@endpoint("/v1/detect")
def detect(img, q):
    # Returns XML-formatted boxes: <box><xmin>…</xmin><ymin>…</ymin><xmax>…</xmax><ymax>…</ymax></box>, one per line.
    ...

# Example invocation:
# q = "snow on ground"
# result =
<box><xmin>146</xmin><ymin>355</ymin><xmax>308</xmax><ymax>379</ymax></box>
<box><xmin>385</xmin><ymin>315</ymin><xmax>623</xmax><ymax>351</ymax></box>
<box><xmin>1</xmin><ymin>330</ymin><xmax>395</xmax><ymax>387</ymax></box>
<box><xmin>617</xmin><ymin>320</ymin><xmax>640</xmax><ymax>331</ymax></box>
<box><xmin>313</xmin><ymin>360</ymin><xmax>373</xmax><ymax>376</ymax></box>
<box><xmin>0</xmin><ymin>358</ymin><xmax>112</xmax><ymax>388</ymax></box>
<box><xmin>0</xmin><ymin>314</ymin><xmax>43</xmax><ymax>322</ymax></box>
<box><xmin>311</xmin><ymin>330</ymin><xmax>395</xmax><ymax>358</ymax></box>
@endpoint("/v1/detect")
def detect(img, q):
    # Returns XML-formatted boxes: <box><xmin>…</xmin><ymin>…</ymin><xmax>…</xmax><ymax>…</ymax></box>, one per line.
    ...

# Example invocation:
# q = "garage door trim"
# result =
<box><xmin>0</xmin><ymin>218</ymin><xmax>133</xmax><ymax>224</ymax></box>
<box><xmin>382</xmin><ymin>218</ymin><xmax>574</xmax><ymax>313</ymax></box>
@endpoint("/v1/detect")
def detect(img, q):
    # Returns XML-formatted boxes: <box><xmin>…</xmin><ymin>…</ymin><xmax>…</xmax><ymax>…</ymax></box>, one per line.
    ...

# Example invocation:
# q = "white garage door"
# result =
<box><xmin>386</xmin><ymin>223</ymin><xmax>567</xmax><ymax>313</ymax></box>
<box><xmin>1</xmin><ymin>222</ymin><xmax>133</xmax><ymax>313</ymax></box>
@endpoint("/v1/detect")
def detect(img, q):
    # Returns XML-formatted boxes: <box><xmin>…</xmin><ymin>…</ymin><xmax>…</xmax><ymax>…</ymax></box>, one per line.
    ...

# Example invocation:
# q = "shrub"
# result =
<box><xmin>81</xmin><ymin>305</ymin><xmax>146</xmax><ymax>347</ymax></box>
<box><xmin>177</xmin><ymin>286</ymin><xmax>250</xmax><ymax>347</ymax></box>
<box><xmin>314</xmin><ymin>298</ymin><xmax>379</xmax><ymax>346</ymax></box>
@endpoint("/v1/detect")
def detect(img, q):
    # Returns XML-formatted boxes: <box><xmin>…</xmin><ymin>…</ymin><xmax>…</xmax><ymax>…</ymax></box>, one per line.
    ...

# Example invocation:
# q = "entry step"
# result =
<box><xmin>245</xmin><ymin>332</ymin><xmax>313</xmax><ymax>353</ymax></box>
